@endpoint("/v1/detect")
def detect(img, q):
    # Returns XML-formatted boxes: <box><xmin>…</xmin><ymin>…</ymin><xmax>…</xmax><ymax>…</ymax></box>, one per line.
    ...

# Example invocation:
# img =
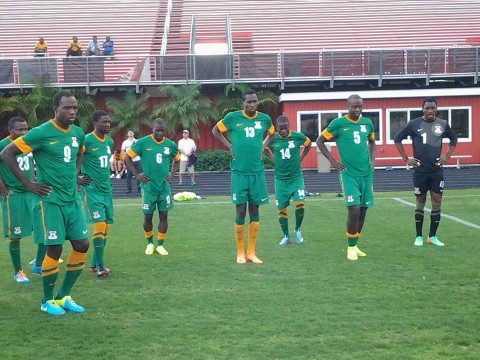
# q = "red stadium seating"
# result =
<box><xmin>0</xmin><ymin>0</ymin><xmax>163</xmax><ymax>82</ymax></box>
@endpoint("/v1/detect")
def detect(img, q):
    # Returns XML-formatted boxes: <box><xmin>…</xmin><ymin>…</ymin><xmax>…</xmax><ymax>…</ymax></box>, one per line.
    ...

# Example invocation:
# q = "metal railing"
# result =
<box><xmin>0</xmin><ymin>46</ymin><xmax>478</xmax><ymax>92</ymax></box>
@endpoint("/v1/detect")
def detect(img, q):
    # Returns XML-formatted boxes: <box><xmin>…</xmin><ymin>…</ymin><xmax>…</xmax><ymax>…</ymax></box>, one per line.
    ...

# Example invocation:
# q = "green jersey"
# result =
<box><xmin>0</xmin><ymin>136</ymin><xmax>34</xmax><ymax>193</ymax></box>
<box><xmin>81</xmin><ymin>132</ymin><xmax>114</xmax><ymax>193</ymax></box>
<box><xmin>321</xmin><ymin>115</ymin><xmax>375</xmax><ymax>176</ymax></box>
<box><xmin>217</xmin><ymin>110</ymin><xmax>274</xmax><ymax>175</ymax></box>
<box><xmin>268</xmin><ymin>131</ymin><xmax>311</xmax><ymax>181</ymax></box>
<box><xmin>14</xmin><ymin>120</ymin><xmax>85</xmax><ymax>204</ymax></box>
<box><xmin>127</xmin><ymin>135</ymin><xmax>180</xmax><ymax>195</ymax></box>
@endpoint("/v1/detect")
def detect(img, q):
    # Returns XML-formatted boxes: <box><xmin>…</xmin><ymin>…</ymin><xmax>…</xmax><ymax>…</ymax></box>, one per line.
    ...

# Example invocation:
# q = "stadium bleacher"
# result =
<box><xmin>0</xmin><ymin>0</ymin><xmax>163</xmax><ymax>82</ymax></box>
<box><xmin>179</xmin><ymin>0</ymin><xmax>480</xmax><ymax>51</ymax></box>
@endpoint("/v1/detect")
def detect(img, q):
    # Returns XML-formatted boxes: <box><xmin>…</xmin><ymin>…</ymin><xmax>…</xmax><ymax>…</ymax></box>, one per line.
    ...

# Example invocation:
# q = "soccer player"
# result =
<box><xmin>212</xmin><ymin>89</ymin><xmax>274</xmax><ymax>264</ymax></box>
<box><xmin>1</xmin><ymin>90</ymin><xmax>89</xmax><ymax>315</ymax></box>
<box><xmin>316</xmin><ymin>94</ymin><xmax>376</xmax><ymax>261</ymax></box>
<box><xmin>266</xmin><ymin>115</ymin><xmax>311</xmax><ymax>246</ymax></box>
<box><xmin>394</xmin><ymin>97</ymin><xmax>457</xmax><ymax>247</ymax></box>
<box><xmin>80</xmin><ymin>110</ymin><xmax>114</xmax><ymax>277</ymax></box>
<box><xmin>0</xmin><ymin>116</ymin><xmax>46</xmax><ymax>283</ymax></box>
<box><xmin>124</xmin><ymin>118</ymin><xmax>180</xmax><ymax>256</ymax></box>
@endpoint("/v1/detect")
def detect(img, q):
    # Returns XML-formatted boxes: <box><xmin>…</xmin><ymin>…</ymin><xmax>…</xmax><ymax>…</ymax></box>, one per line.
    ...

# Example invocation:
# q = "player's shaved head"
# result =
<box><xmin>8</xmin><ymin>116</ymin><xmax>27</xmax><ymax>130</ymax></box>
<box><xmin>276</xmin><ymin>115</ymin><xmax>289</xmax><ymax>125</ymax></box>
<box><xmin>92</xmin><ymin>110</ymin><xmax>108</xmax><ymax>123</ymax></box>
<box><xmin>347</xmin><ymin>94</ymin><xmax>362</xmax><ymax>105</ymax></box>
<box><xmin>152</xmin><ymin>118</ymin><xmax>165</xmax><ymax>128</ymax></box>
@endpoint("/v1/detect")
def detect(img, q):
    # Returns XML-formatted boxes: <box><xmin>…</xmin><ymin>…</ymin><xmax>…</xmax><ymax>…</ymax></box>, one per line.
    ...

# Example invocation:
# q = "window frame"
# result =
<box><xmin>297</xmin><ymin>109</ymin><xmax>383</xmax><ymax>147</ymax></box>
<box><xmin>386</xmin><ymin>106</ymin><xmax>472</xmax><ymax>144</ymax></box>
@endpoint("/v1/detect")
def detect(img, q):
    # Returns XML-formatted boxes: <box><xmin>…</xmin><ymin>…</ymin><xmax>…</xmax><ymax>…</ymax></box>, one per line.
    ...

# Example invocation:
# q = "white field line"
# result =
<box><xmin>114</xmin><ymin>194</ymin><xmax>480</xmax><ymax>207</ymax></box>
<box><xmin>393</xmin><ymin>197</ymin><xmax>480</xmax><ymax>230</ymax></box>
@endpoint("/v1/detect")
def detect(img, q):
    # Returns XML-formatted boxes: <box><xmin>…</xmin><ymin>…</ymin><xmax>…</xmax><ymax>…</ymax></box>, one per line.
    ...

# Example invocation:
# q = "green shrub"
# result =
<box><xmin>196</xmin><ymin>149</ymin><xmax>274</xmax><ymax>171</ymax></box>
<box><xmin>196</xmin><ymin>149</ymin><xmax>232</xmax><ymax>171</ymax></box>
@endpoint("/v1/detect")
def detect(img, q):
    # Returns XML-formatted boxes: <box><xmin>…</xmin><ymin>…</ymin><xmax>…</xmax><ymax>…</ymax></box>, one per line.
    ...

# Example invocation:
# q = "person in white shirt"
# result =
<box><xmin>121</xmin><ymin>129</ymin><xmax>142</xmax><ymax>193</ymax></box>
<box><xmin>178</xmin><ymin>129</ymin><xmax>197</xmax><ymax>185</ymax></box>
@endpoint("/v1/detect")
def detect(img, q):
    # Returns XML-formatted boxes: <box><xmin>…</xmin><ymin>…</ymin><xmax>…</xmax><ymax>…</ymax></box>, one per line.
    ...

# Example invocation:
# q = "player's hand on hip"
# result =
<box><xmin>406</xmin><ymin>157</ymin><xmax>421</xmax><ymax>167</ymax></box>
<box><xmin>77</xmin><ymin>175</ymin><xmax>92</xmax><ymax>185</ymax></box>
<box><xmin>435</xmin><ymin>156</ymin><xmax>448</xmax><ymax>167</ymax></box>
<box><xmin>136</xmin><ymin>173</ymin><xmax>150</xmax><ymax>183</ymax></box>
<box><xmin>26</xmin><ymin>182</ymin><xmax>51</xmax><ymax>197</ymax></box>
<box><xmin>331</xmin><ymin>160</ymin><xmax>345</xmax><ymax>171</ymax></box>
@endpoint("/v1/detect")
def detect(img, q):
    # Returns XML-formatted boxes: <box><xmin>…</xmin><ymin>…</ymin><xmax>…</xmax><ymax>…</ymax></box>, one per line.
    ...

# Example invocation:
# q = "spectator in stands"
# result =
<box><xmin>110</xmin><ymin>149</ymin><xmax>126</xmax><ymax>179</ymax></box>
<box><xmin>34</xmin><ymin>37</ymin><xmax>48</xmax><ymax>57</ymax></box>
<box><xmin>66</xmin><ymin>36</ymin><xmax>82</xmax><ymax>57</ymax></box>
<box><xmin>102</xmin><ymin>36</ymin><xmax>114</xmax><ymax>56</ymax></box>
<box><xmin>86</xmin><ymin>36</ymin><xmax>101</xmax><ymax>56</ymax></box>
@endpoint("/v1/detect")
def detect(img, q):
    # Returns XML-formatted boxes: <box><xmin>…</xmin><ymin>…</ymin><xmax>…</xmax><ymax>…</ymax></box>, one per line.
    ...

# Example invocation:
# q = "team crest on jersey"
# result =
<box><xmin>71</xmin><ymin>137</ymin><xmax>79</xmax><ymax>147</ymax></box>
<box><xmin>106</xmin><ymin>146</ymin><xmax>111</xmax><ymax>154</ymax></box>
<box><xmin>254</xmin><ymin>121</ymin><xmax>262</xmax><ymax>129</ymax></box>
<box><xmin>93</xmin><ymin>211</ymin><xmax>100</xmax><ymax>219</ymax></box>
<box><xmin>288</xmin><ymin>141</ymin><xmax>295</xmax><ymax>148</ymax></box>
<box><xmin>48</xmin><ymin>231</ymin><xmax>58</xmax><ymax>240</ymax></box>
<box><xmin>360</xmin><ymin>125</ymin><xmax>367</xmax><ymax>133</ymax></box>
<box><xmin>164</xmin><ymin>147</ymin><xmax>170</xmax><ymax>155</ymax></box>
<box><xmin>14</xmin><ymin>227</ymin><xmax>21</xmax><ymax>235</ymax></box>
<box><xmin>433</xmin><ymin>125</ymin><xmax>443</xmax><ymax>134</ymax></box>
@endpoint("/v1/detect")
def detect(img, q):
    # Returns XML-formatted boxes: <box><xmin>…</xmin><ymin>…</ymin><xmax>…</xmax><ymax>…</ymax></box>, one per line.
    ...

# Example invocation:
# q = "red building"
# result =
<box><xmin>279</xmin><ymin>88</ymin><xmax>478</xmax><ymax>169</ymax></box>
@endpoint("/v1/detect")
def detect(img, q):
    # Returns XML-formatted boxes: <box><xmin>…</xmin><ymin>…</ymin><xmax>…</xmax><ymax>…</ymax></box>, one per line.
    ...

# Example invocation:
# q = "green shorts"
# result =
<box><xmin>2</xmin><ymin>192</ymin><xmax>34</xmax><ymax>238</ymax></box>
<box><xmin>41</xmin><ymin>194</ymin><xmax>88</xmax><ymax>245</ymax></box>
<box><xmin>32</xmin><ymin>199</ymin><xmax>46</xmax><ymax>244</ymax></box>
<box><xmin>81</xmin><ymin>187</ymin><xmax>114</xmax><ymax>224</ymax></box>
<box><xmin>274</xmin><ymin>176</ymin><xmax>305</xmax><ymax>209</ymax></box>
<box><xmin>339</xmin><ymin>171</ymin><xmax>374</xmax><ymax>208</ymax></box>
<box><xmin>141</xmin><ymin>189</ymin><xmax>173</xmax><ymax>214</ymax></box>
<box><xmin>231</xmin><ymin>171</ymin><xmax>269</xmax><ymax>205</ymax></box>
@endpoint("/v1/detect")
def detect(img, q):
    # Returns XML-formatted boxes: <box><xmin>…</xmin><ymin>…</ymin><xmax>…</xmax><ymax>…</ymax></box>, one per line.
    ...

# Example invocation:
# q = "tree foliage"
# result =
<box><xmin>152</xmin><ymin>84</ymin><xmax>218</xmax><ymax>138</ymax></box>
<box><xmin>214</xmin><ymin>83</ymin><xmax>279</xmax><ymax>119</ymax></box>
<box><xmin>105</xmin><ymin>91</ymin><xmax>151</xmax><ymax>136</ymax></box>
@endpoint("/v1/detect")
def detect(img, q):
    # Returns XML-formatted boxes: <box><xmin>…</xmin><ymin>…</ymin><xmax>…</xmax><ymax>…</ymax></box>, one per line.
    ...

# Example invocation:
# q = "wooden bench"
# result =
<box><xmin>451</xmin><ymin>155</ymin><xmax>472</xmax><ymax>169</ymax></box>
<box><xmin>376</xmin><ymin>155</ymin><xmax>473</xmax><ymax>169</ymax></box>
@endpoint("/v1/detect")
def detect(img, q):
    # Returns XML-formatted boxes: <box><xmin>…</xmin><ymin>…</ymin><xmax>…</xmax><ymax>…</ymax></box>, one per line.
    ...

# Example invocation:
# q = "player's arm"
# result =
<box><xmin>437</xmin><ymin>125</ymin><xmax>458</xmax><ymax>166</ymax></box>
<box><xmin>316</xmin><ymin>133</ymin><xmax>344</xmax><ymax>171</ymax></box>
<box><xmin>212</xmin><ymin>123</ymin><xmax>232</xmax><ymax>153</ymax></box>
<box><xmin>166</xmin><ymin>153</ymin><xmax>181</xmax><ymax>182</ymax></box>
<box><xmin>0</xmin><ymin>143</ymin><xmax>51</xmax><ymax>196</ymax></box>
<box><xmin>0</xmin><ymin>177</ymin><xmax>9</xmax><ymax>197</ymax></box>
<box><xmin>76</xmin><ymin>147</ymin><xmax>92</xmax><ymax>185</ymax></box>
<box><xmin>299</xmin><ymin>138</ymin><xmax>312</xmax><ymax>163</ymax></box>
<box><xmin>368</xmin><ymin>136</ymin><xmax>376</xmax><ymax>171</ymax></box>
<box><xmin>394</xmin><ymin>124</ymin><xmax>420</xmax><ymax>167</ymax></box>
<box><xmin>264</xmin><ymin>147</ymin><xmax>274</xmax><ymax>161</ymax></box>
<box><xmin>125</xmin><ymin>149</ymin><xmax>149</xmax><ymax>183</ymax></box>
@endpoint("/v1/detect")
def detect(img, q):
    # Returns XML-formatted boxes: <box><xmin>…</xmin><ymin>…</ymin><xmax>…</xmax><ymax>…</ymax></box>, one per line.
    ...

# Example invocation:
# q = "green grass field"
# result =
<box><xmin>1</xmin><ymin>189</ymin><xmax>479</xmax><ymax>360</ymax></box>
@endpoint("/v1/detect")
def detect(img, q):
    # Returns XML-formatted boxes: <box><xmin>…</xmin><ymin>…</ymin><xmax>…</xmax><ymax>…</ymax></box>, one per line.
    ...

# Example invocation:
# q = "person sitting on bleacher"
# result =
<box><xmin>66</xmin><ymin>36</ymin><xmax>82</xmax><ymax>56</ymax></box>
<box><xmin>86</xmin><ymin>36</ymin><xmax>101</xmax><ymax>56</ymax></box>
<box><xmin>34</xmin><ymin>37</ymin><xmax>48</xmax><ymax>57</ymax></box>
<box><xmin>102</xmin><ymin>36</ymin><xmax>114</xmax><ymax>56</ymax></box>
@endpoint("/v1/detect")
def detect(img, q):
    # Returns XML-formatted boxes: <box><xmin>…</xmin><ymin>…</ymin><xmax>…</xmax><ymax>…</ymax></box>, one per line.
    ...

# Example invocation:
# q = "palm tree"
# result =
<box><xmin>214</xmin><ymin>83</ymin><xmax>279</xmax><ymax>119</ymax></box>
<box><xmin>69</xmin><ymin>89</ymin><xmax>97</xmax><ymax>132</ymax></box>
<box><xmin>16</xmin><ymin>82</ymin><xmax>59</xmax><ymax>127</ymax></box>
<box><xmin>0</xmin><ymin>94</ymin><xmax>22</xmax><ymax>131</ymax></box>
<box><xmin>152</xmin><ymin>84</ymin><xmax>218</xmax><ymax>138</ymax></box>
<box><xmin>105</xmin><ymin>91</ymin><xmax>151</xmax><ymax>136</ymax></box>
